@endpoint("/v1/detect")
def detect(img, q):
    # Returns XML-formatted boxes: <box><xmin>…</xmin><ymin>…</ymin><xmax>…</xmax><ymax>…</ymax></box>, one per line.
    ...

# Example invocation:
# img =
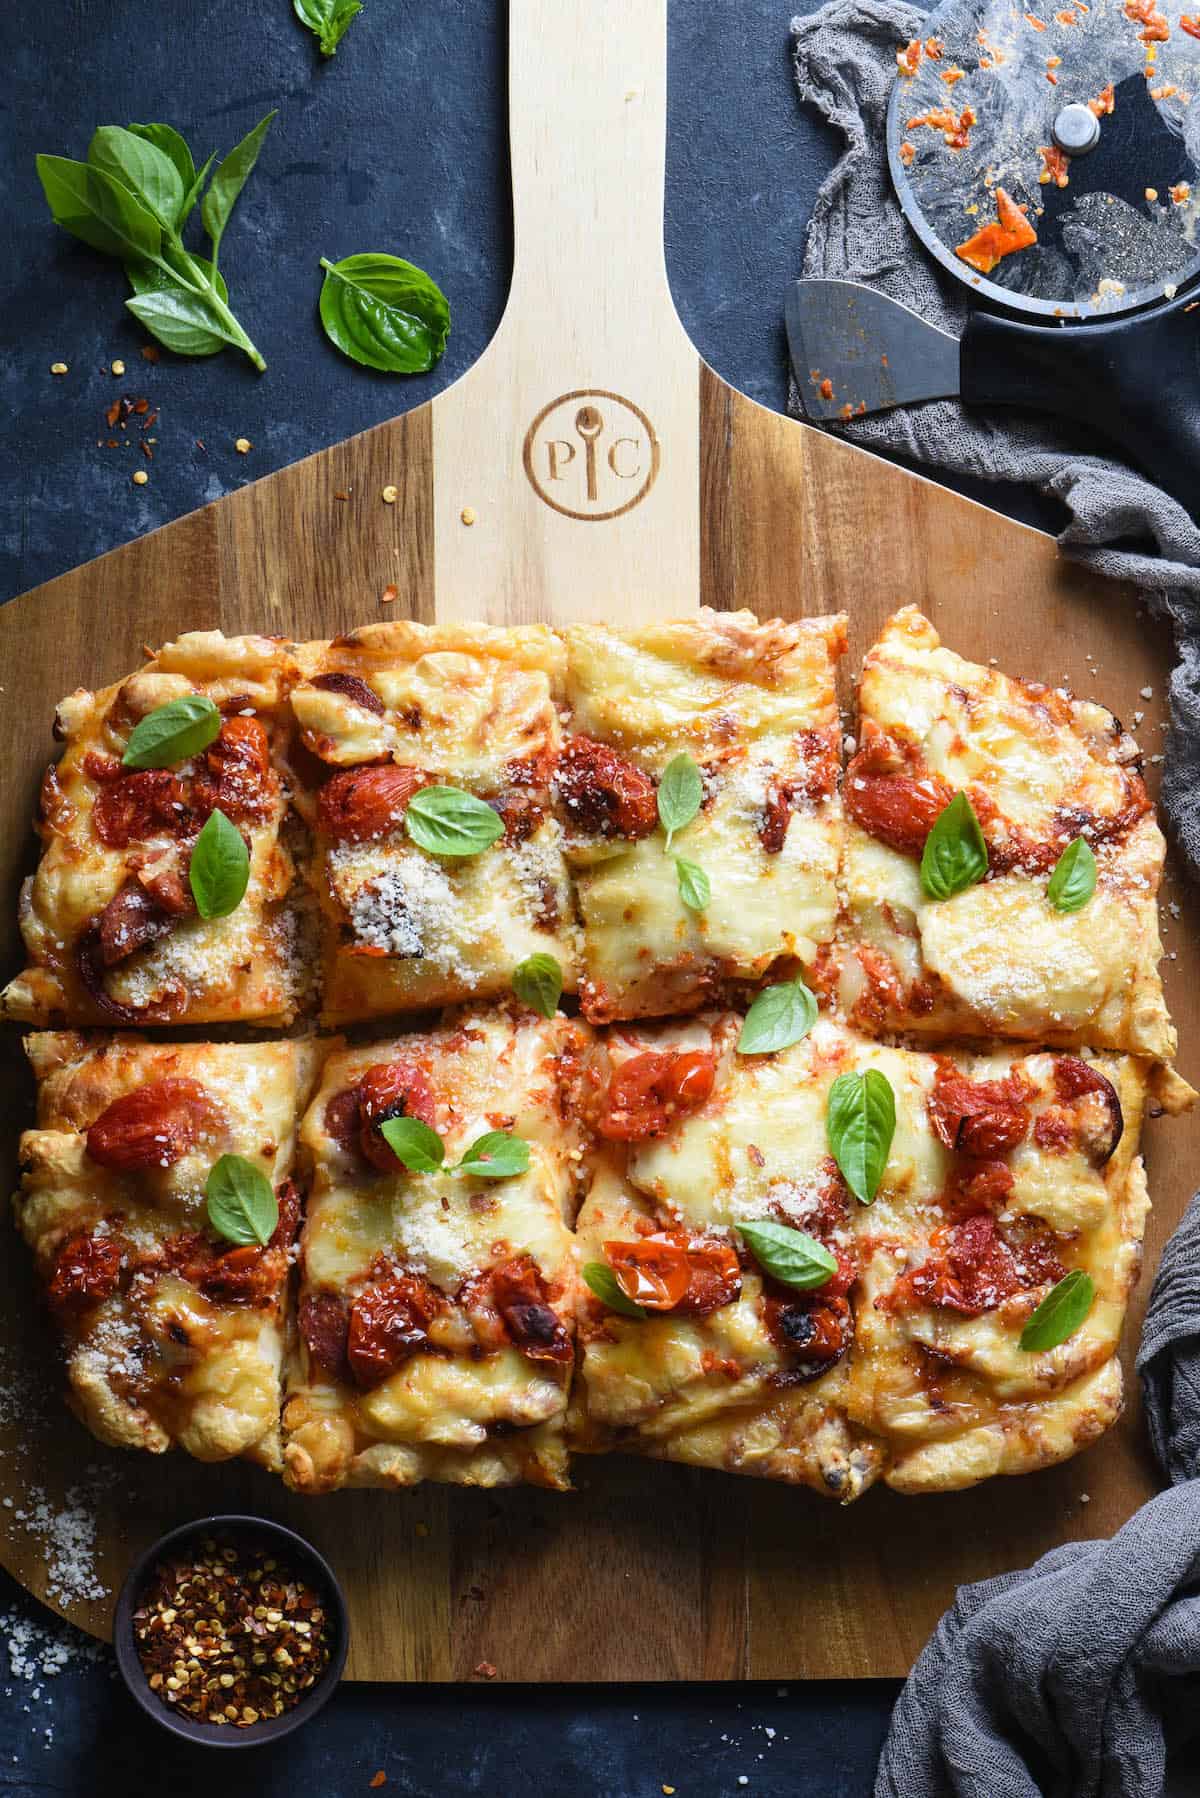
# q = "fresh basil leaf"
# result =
<box><xmin>456</xmin><ymin>1131</ymin><xmax>531</xmax><ymax>1179</ymax></box>
<box><xmin>201</xmin><ymin>112</ymin><xmax>275</xmax><ymax>263</ymax></box>
<box><xmin>1020</xmin><ymin>1269</ymin><xmax>1095</xmax><ymax>1352</ymax></box>
<box><xmin>295</xmin><ymin>0</ymin><xmax>363</xmax><ymax>55</ymax></box>
<box><xmin>674</xmin><ymin>855</ymin><xmax>710</xmax><ymax>913</ymax></box>
<box><xmin>827</xmin><ymin>1068</ymin><xmax>896</xmax><ymax>1206</ymax></box>
<box><xmin>379</xmin><ymin>1115</ymin><xmax>445</xmax><ymax>1173</ymax></box>
<box><xmin>920</xmin><ymin>791</ymin><xmax>988</xmax><ymax>901</ymax></box>
<box><xmin>318</xmin><ymin>253</ymin><xmax>450</xmax><ymax>374</ymax></box>
<box><xmin>657</xmin><ymin>752</ymin><xmax>703</xmax><ymax>850</ymax></box>
<box><xmin>512</xmin><ymin>953</ymin><xmax>563</xmax><ymax>1018</ymax></box>
<box><xmin>1047</xmin><ymin>837</ymin><xmax>1096</xmax><ymax>914</ymax></box>
<box><xmin>122</xmin><ymin>693</ymin><xmax>221</xmax><ymax>767</ymax></box>
<box><xmin>128</xmin><ymin>123</ymin><xmax>197</xmax><ymax>215</ymax></box>
<box><xmin>206</xmin><ymin>1153</ymin><xmax>277</xmax><ymax>1247</ymax></box>
<box><xmin>582</xmin><ymin>1260</ymin><xmax>647</xmax><ymax>1320</ymax></box>
<box><xmin>88</xmin><ymin>125</ymin><xmax>184</xmax><ymax>232</ymax></box>
<box><xmin>178</xmin><ymin>149</ymin><xmax>217</xmax><ymax>228</ymax></box>
<box><xmin>738</xmin><ymin>1220</ymin><xmax>838</xmax><ymax>1291</ymax></box>
<box><xmin>189</xmin><ymin>808</ymin><xmax>250</xmax><ymax>919</ymax></box>
<box><xmin>405</xmin><ymin>785</ymin><xmax>503</xmax><ymax>857</ymax></box>
<box><xmin>127</xmin><ymin>248</ymin><xmax>229</xmax><ymax>306</ymax></box>
<box><xmin>36</xmin><ymin>154</ymin><xmax>162</xmax><ymax>261</ymax></box>
<box><xmin>127</xmin><ymin>284</ymin><xmax>250</xmax><ymax>359</ymax></box>
<box><xmin>737</xmin><ymin>980</ymin><xmax>818</xmax><ymax>1056</ymax></box>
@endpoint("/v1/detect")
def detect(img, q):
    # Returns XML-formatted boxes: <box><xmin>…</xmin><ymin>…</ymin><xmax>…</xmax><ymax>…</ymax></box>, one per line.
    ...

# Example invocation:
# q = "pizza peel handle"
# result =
<box><xmin>429</xmin><ymin>0</ymin><xmax>703</xmax><ymax>623</ymax></box>
<box><xmin>960</xmin><ymin>296</ymin><xmax>1200</xmax><ymax>520</ymax></box>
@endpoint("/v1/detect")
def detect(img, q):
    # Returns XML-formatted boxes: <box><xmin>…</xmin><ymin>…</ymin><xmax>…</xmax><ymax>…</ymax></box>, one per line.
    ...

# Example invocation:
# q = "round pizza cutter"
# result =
<box><xmin>788</xmin><ymin>0</ymin><xmax>1200</xmax><ymax>512</ymax></box>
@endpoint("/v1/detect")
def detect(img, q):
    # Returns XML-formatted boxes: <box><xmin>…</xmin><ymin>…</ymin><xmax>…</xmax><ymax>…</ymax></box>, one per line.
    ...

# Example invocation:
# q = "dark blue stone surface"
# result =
<box><xmin>0</xmin><ymin>1</ymin><xmax>1064</xmax><ymax>1788</ymax></box>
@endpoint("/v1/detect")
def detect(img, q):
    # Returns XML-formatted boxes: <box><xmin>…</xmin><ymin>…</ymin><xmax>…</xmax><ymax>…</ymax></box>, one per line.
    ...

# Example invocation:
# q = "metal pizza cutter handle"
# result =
<box><xmin>962</xmin><ymin>294</ymin><xmax>1200</xmax><ymax>519</ymax></box>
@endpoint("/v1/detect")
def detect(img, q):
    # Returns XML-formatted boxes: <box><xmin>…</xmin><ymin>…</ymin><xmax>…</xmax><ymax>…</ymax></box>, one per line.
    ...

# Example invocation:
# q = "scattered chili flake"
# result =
<box><xmin>1025</xmin><ymin>11</ymin><xmax>1047</xmax><ymax>27</ymax></box>
<box><xmin>141</xmin><ymin>409</ymin><xmax>158</xmax><ymax>432</ymax></box>
<box><xmin>941</xmin><ymin>66</ymin><xmax>966</xmax><ymax>84</ymax></box>
<box><xmin>899</xmin><ymin>141</ymin><xmax>916</xmax><ymax>166</ymax></box>
<box><xmin>1171</xmin><ymin>181</ymin><xmax>1192</xmax><ymax>204</ymax></box>
<box><xmin>133</xmin><ymin>1532</ymin><xmax>334</xmax><ymax>1729</ymax></box>
<box><xmin>1089</xmin><ymin>82</ymin><xmax>1115</xmax><ymax>114</ymax></box>
<box><xmin>369</xmin><ymin>1775</ymin><xmax>387</xmax><ymax>1790</ymax></box>
<box><xmin>141</xmin><ymin>345</ymin><xmax>160</xmax><ymax>362</ymax></box>
<box><xmin>1182</xmin><ymin>12</ymin><xmax>1200</xmax><ymax>34</ymax></box>
<box><xmin>818</xmin><ymin>377</ymin><xmax>834</xmax><ymax>400</ymax></box>
<box><xmin>380</xmin><ymin>584</ymin><xmax>398</xmax><ymax>606</ymax></box>
<box><xmin>473</xmin><ymin>1660</ymin><xmax>498</xmax><ymax>1680</ymax></box>
<box><xmin>133</xmin><ymin>397</ymin><xmax>149</xmax><ymax>415</ymax></box>
<box><xmin>906</xmin><ymin>105</ymin><xmax>975</xmax><ymax>149</ymax></box>
<box><xmin>141</xmin><ymin>441</ymin><xmax>154</xmax><ymax>461</ymax></box>
<box><xmin>925</xmin><ymin>36</ymin><xmax>943</xmax><ymax>55</ymax></box>
<box><xmin>106</xmin><ymin>402</ymin><xmax>121</xmax><ymax>429</ymax></box>
<box><xmin>334</xmin><ymin>490</ymin><xmax>350</xmax><ymax>502</ymax></box>
<box><xmin>196</xmin><ymin>438</ymin><xmax>208</xmax><ymax>453</ymax></box>
<box><xmin>1055</xmin><ymin>8</ymin><xmax>1078</xmax><ymax>20</ymax></box>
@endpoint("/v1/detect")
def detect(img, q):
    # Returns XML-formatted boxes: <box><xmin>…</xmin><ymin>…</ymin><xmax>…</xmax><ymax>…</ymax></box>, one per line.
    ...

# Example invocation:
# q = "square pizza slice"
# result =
<box><xmin>282</xmin><ymin>1006</ymin><xmax>588</xmax><ymax>1492</ymax></box>
<box><xmin>555</xmin><ymin>610</ymin><xmax>846</xmax><ymax>1024</ymax></box>
<box><xmin>834</xmin><ymin>607</ymin><xmax>1175</xmax><ymax>1060</ymax></box>
<box><xmin>2</xmin><ymin>632</ymin><xmax>309</xmax><ymax>1028</ymax></box>
<box><xmin>569</xmin><ymin>1013</ymin><xmax>886</xmax><ymax>1501</ymax></box>
<box><xmin>838</xmin><ymin>1035</ymin><xmax>1191</xmax><ymax>1493</ymax></box>
<box><xmin>287</xmin><ymin>622</ymin><xmax>579</xmax><ymax>1025</ymax></box>
<box><xmin>16</xmin><ymin>1031</ymin><xmax>324</xmax><ymax>1469</ymax></box>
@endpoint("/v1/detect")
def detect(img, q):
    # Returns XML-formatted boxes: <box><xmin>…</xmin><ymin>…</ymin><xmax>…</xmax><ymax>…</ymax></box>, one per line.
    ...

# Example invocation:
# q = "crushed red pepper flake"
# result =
<box><xmin>141</xmin><ymin>345</ymin><xmax>160</xmax><ymax>362</ymax></box>
<box><xmin>369</xmin><ymin>1775</ymin><xmax>387</xmax><ymax>1790</ymax></box>
<box><xmin>473</xmin><ymin>1660</ymin><xmax>498</xmax><ymax>1680</ymax></box>
<box><xmin>132</xmin><ymin>1533</ymin><xmax>334</xmax><ymax>1729</ymax></box>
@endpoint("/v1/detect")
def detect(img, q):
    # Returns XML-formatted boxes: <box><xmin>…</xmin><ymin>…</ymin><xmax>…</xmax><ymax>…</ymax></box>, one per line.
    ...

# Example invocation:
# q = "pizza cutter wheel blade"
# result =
<box><xmin>794</xmin><ymin>0</ymin><xmax>1200</xmax><ymax>514</ymax></box>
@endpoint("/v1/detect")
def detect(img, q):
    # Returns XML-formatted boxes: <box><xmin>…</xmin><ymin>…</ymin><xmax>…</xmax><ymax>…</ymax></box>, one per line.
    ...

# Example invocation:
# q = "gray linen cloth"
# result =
<box><xmin>788</xmin><ymin>4</ymin><xmax>1200</xmax><ymax>1790</ymax></box>
<box><xmin>790</xmin><ymin>0</ymin><xmax>1200</xmax><ymax>877</ymax></box>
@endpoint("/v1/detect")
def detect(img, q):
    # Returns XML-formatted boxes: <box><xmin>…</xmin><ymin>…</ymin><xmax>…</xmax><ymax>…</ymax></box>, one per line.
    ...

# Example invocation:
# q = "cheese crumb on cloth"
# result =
<box><xmin>789</xmin><ymin>5</ymin><xmax>1200</xmax><ymax>1790</ymax></box>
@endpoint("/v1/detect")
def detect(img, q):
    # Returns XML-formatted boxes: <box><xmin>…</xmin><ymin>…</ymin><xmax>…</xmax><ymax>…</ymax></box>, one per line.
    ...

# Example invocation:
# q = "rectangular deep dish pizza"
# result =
<box><xmin>7</xmin><ymin>607</ymin><xmax>1192</xmax><ymax>1501</ymax></box>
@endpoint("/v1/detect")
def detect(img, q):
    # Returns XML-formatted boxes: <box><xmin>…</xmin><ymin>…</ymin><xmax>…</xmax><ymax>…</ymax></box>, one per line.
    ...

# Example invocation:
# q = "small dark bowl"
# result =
<box><xmin>113</xmin><ymin>1514</ymin><xmax>349</xmax><ymax>1748</ymax></box>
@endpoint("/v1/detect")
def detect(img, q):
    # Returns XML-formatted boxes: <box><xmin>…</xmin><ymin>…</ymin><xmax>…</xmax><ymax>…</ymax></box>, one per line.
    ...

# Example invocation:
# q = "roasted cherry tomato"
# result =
<box><xmin>355</xmin><ymin>1061</ymin><xmax>438</xmax><ymax>1172</ymax></box>
<box><xmin>595</xmin><ymin>1050</ymin><xmax>716</xmax><ymax>1141</ymax></box>
<box><xmin>92</xmin><ymin>769</ymin><xmax>191</xmax><ymax>849</ymax></box>
<box><xmin>195</xmin><ymin>716</ymin><xmax>274</xmax><ymax>824</ymax></box>
<box><xmin>604</xmin><ymin>1234</ymin><xmax>692</xmax><ymax>1309</ymax></box>
<box><xmin>317</xmin><ymin>764</ymin><xmax>429</xmax><ymax>844</ymax></box>
<box><xmin>554</xmin><ymin>735</ymin><xmax>659</xmax><ymax>839</ymax></box>
<box><xmin>927</xmin><ymin>1069</ymin><xmax>1030</xmax><ymax>1158</ymax></box>
<box><xmin>86</xmin><ymin>1077</ymin><xmax>222</xmax><ymax>1172</ymax></box>
<box><xmin>489</xmin><ymin>1255</ymin><xmax>572</xmax><ymax>1363</ymax></box>
<box><xmin>843</xmin><ymin>728</ymin><xmax>954</xmax><ymax>858</ymax></box>
<box><xmin>346</xmin><ymin>1268</ymin><xmax>443</xmax><ymax>1388</ymax></box>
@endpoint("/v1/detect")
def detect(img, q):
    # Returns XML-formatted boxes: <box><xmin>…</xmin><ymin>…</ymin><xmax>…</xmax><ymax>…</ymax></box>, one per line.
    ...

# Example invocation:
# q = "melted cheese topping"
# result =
<box><xmin>291</xmin><ymin>622</ymin><xmax>565</xmax><ymax>781</ymax></box>
<box><xmin>284</xmin><ymin>1010</ymin><xmax>587</xmax><ymax>1493</ymax></box>
<box><xmin>17</xmin><ymin>1033</ymin><xmax>324</xmax><ymax>1468</ymax></box>
<box><xmin>563</xmin><ymin>615</ymin><xmax>846</xmax><ymax>1021</ymax></box>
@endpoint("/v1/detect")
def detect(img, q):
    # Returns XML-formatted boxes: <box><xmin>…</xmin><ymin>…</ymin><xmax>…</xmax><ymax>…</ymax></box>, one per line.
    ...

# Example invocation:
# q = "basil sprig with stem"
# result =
<box><xmin>296</xmin><ymin>0</ymin><xmax>362</xmax><ymax>56</ymax></box>
<box><xmin>190</xmin><ymin>809</ymin><xmax>250</xmax><ymax>919</ymax></box>
<box><xmin>657</xmin><ymin>753</ymin><xmax>703</xmax><ymax>850</ymax></box>
<box><xmin>920</xmin><ymin>791</ymin><xmax>988</xmax><ymax>901</ymax></box>
<box><xmin>1020</xmin><ymin>1269</ymin><xmax>1095</xmax><ymax>1352</ymax></box>
<box><xmin>1046</xmin><ymin>837</ymin><xmax>1096</xmax><ymax>914</ymax></box>
<box><xmin>123</xmin><ymin>693</ymin><xmax>221</xmax><ymax>768</ymax></box>
<box><xmin>826</xmin><ymin>1068</ymin><xmax>896</xmax><ymax>1206</ymax></box>
<box><xmin>582</xmin><ymin>1261</ymin><xmax>647</xmax><ymax>1320</ymax></box>
<box><xmin>37</xmin><ymin>113</ymin><xmax>275</xmax><ymax>369</ymax></box>
<box><xmin>206</xmin><ymin>1154</ymin><xmax>278</xmax><ymax>1247</ymax></box>
<box><xmin>738</xmin><ymin>1220</ymin><xmax>837</xmax><ymax>1290</ymax></box>
<box><xmin>512</xmin><ymin>953</ymin><xmax>564</xmax><ymax>1018</ymax></box>
<box><xmin>404</xmin><ymin>785</ymin><xmax>503</xmax><ymax>857</ymax></box>
<box><xmin>737</xmin><ymin>979</ymin><xmax>818</xmax><ymax>1055</ymax></box>
<box><xmin>379</xmin><ymin>1117</ymin><xmax>531</xmax><ymax>1180</ymax></box>
<box><xmin>319</xmin><ymin>253</ymin><xmax>450</xmax><ymax>373</ymax></box>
